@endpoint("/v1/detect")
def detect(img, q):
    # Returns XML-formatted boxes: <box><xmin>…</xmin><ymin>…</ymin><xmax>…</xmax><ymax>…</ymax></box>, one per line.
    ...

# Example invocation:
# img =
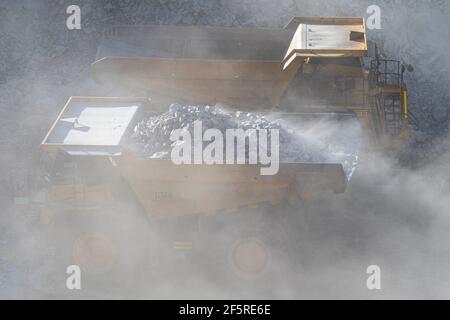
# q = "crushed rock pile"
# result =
<box><xmin>129</xmin><ymin>103</ymin><xmax>328</xmax><ymax>164</ymax></box>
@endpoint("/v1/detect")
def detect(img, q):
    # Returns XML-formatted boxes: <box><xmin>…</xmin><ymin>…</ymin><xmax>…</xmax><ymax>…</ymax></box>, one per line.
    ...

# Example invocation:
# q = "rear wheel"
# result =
<box><xmin>194</xmin><ymin>204</ymin><xmax>308</xmax><ymax>296</ymax></box>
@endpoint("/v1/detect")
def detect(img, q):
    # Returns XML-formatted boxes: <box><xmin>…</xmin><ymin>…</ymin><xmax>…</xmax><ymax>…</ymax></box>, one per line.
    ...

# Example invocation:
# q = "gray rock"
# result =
<box><xmin>128</xmin><ymin>103</ymin><xmax>360</xmax><ymax>179</ymax></box>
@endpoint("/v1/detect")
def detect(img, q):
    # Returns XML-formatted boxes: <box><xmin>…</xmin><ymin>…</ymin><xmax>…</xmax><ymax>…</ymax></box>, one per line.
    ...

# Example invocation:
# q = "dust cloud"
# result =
<box><xmin>0</xmin><ymin>0</ymin><xmax>449</xmax><ymax>300</ymax></box>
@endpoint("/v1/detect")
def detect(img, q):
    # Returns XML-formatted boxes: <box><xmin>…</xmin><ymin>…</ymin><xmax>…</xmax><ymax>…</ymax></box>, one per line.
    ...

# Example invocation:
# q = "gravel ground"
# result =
<box><xmin>0</xmin><ymin>0</ymin><xmax>449</xmax><ymax>299</ymax></box>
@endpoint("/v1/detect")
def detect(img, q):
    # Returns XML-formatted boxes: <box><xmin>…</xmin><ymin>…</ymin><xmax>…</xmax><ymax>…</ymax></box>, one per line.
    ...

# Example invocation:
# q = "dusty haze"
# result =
<box><xmin>0</xmin><ymin>0</ymin><xmax>449</xmax><ymax>299</ymax></box>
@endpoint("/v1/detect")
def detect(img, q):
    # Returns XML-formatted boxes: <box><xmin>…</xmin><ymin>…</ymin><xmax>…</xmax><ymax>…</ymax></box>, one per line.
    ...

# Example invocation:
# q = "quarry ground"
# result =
<box><xmin>0</xmin><ymin>0</ymin><xmax>449</xmax><ymax>299</ymax></box>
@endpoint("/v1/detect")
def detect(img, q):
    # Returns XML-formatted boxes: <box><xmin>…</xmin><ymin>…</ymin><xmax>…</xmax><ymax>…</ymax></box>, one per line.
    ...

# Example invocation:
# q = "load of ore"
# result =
<box><xmin>129</xmin><ymin>103</ymin><xmax>328</xmax><ymax>164</ymax></box>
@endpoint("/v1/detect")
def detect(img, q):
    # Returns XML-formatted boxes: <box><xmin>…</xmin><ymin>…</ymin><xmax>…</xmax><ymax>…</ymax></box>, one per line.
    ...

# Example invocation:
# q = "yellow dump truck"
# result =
<box><xmin>38</xmin><ymin>17</ymin><xmax>413</xmax><ymax>279</ymax></box>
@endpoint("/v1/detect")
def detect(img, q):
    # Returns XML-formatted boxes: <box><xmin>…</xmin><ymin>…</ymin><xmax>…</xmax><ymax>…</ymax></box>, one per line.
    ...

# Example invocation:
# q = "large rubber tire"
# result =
<box><xmin>192</xmin><ymin>204</ymin><xmax>309</xmax><ymax>296</ymax></box>
<box><xmin>49</xmin><ymin>201</ymin><xmax>154</xmax><ymax>297</ymax></box>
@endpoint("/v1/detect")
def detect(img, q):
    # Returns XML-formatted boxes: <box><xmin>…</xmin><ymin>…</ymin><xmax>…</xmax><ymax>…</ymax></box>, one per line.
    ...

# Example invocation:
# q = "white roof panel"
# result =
<box><xmin>282</xmin><ymin>17</ymin><xmax>367</xmax><ymax>69</ymax></box>
<box><xmin>42</xmin><ymin>97</ymin><xmax>143</xmax><ymax>155</ymax></box>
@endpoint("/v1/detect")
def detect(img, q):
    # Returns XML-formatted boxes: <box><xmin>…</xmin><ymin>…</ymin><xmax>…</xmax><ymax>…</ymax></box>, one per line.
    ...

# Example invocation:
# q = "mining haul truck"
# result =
<box><xmin>30</xmin><ymin>17</ymin><xmax>414</xmax><ymax>286</ymax></box>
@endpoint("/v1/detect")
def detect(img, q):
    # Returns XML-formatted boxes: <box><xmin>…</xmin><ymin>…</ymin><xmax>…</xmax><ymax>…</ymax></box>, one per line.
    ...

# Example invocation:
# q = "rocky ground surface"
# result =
<box><xmin>0</xmin><ymin>0</ymin><xmax>449</xmax><ymax>299</ymax></box>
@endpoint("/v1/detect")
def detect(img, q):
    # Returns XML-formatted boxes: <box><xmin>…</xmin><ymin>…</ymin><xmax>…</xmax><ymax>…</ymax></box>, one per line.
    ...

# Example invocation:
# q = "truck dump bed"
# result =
<box><xmin>41</xmin><ymin>17</ymin><xmax>367</xmax><ymax>217</ymax></box>
<box><xmin>92</xmin><ymin>17</ymin><xmax>367</xmax><ymax>109</ymax></box>
<box><xmin>41</xmin><ymin>97</ymin><xmax>360</xmax><ymax>218</ymax></box>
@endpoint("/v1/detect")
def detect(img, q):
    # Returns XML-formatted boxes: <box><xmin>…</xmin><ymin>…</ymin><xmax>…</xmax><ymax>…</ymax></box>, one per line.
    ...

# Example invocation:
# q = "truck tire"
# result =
<box><xmin>193</xmin><ymin>204</ymin><xmax>308</xmax><ymax>294</ymax></box>
<box><xmin>50</xmin><ymin>202</ymin><xmax>152</xmax><ymax>297</ymax></box>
